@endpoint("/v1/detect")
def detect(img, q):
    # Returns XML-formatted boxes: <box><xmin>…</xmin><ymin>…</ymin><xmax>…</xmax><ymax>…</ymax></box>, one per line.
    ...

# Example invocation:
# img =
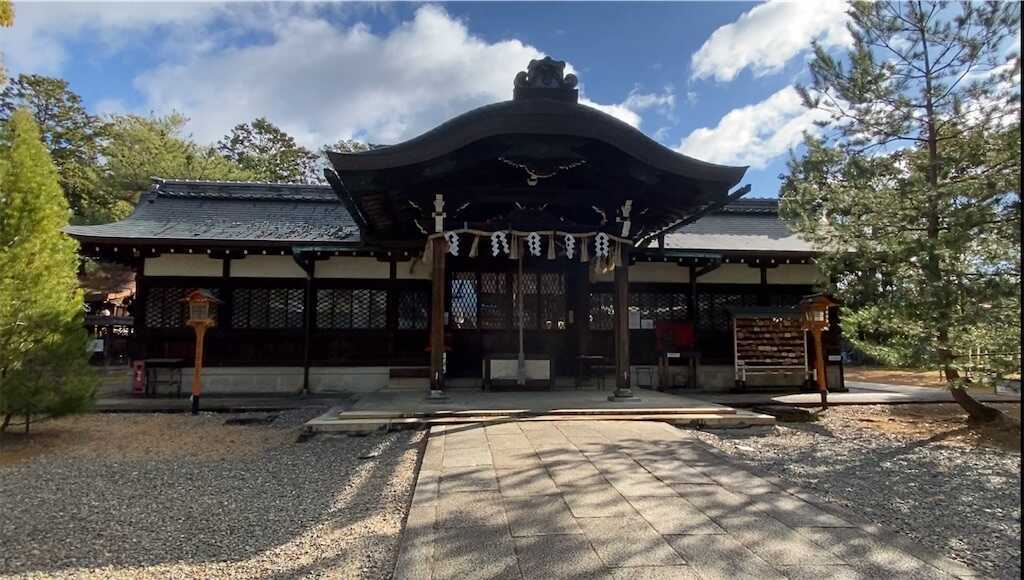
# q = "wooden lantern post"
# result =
<box><xmin>182</xmin><ymin>289</ymin><xmax>221</xmax><ymax>415</ymax></box>
<box><xmin>800</xmin><ymin>293</ymin><xmax>838</xmax><ymax>409</ymax></box>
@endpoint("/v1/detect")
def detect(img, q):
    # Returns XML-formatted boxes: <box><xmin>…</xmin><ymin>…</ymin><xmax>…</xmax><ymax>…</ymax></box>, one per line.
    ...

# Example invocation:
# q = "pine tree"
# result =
<box><xmin>100</xmin><ymin>112</ymin><xmax>256</xmax><ymax>209</ymax></box>
<box><xmin>0</xmin><ymin>109</ymin><xmax>95</xmax><ymax>432</ymax></box>
<box><xmin>0</xmin><ymin>74</ymin><xmax>106</xmax><ymax>223</ymax></box>
<box><xmin>781</xmin><ymin>1</ymin><xmax>1020</xmax><ymax>422</ymax></box>
<box><xmin>217</xmin><ymin>117</ymin><xmax>319</xmax><ymax>183</ymax></box>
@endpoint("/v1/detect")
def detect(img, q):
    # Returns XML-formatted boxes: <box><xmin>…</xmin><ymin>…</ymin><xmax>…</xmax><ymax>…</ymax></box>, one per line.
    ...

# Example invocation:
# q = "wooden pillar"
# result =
<box><xmin>575</xmin><ymin>262</ymin><xmax>590</xmax><ymax>357</ymax></box>
<box><xmin>429</xmin><ymin>239</ymin><xmax>447</xmax><ymax>398</ymax></box>
<box><xmin>302</xmin><ymin>270</ymin><xmax>314</xmax><ymax>394</ymax></box>
<box><xmin>610</xmin><ymin>245</ymin><xmax>637</xmax><ymax>400</ymax></box>
<box><xmin>758</xmin><ymin>266</ymin><xmax>771</xmax><ymax>306</ymax></box>
<box><xmin>811</xmin><ymin>328</ymin><xmax>828</xmax><ymax>408</ymax></box>
<box><xmin>688</xmin><ymin>265</ymin><xmax>698</xmax><ymax>327</ymax></box>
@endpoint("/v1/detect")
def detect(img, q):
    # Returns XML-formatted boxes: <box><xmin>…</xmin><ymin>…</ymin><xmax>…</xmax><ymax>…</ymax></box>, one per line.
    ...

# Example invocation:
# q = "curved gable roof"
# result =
<box><xmin>328</xmin><ymin>98</ymin><xmax>746</xmax><ymax>187</ymax></box>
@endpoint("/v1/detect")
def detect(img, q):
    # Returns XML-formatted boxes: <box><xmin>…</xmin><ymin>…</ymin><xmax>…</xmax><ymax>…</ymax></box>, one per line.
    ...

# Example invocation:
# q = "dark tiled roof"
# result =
<box><xmin>66</xmin><ymin>181</ymin><xmax>812</xmax><ymax>254</ymax></box>
<box><xmin>65</xmin><ymin>179</ymin><xmax>358</xmax><ymax>245</ymax></box>
<box><xmin>664</xmin><ymin>198</ymin><xmax>815</xmax><ymax>253</ymax></box>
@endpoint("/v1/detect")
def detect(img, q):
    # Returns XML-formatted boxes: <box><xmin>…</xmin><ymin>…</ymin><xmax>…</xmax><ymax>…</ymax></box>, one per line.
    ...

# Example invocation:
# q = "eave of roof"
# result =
<box><xmin>65</xmin><ymin>181</ymin><xmax>819</xmax><ymax>256</ymax></box>
<box><xmin>327</xmin><ymin>98</ymin><xmax>747</xmax><ymax>187</ymax></box>
<box><xmin>65</xmin><ymin>179</ymin><xmax>359</xmax><ymax>246</ymax></box>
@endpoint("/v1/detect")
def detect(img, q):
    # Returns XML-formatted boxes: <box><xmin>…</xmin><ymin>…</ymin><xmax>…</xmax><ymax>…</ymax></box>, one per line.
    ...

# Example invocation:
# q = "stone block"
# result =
<box><xmin>578</xmin><ymin>516</ymin><xmax>685</xmax><ymax>568</ymax></box>
<box><xmin>561</xmin><ymin>483</ymin><xmax>637</xmax><ymax>518</ymax></box>
<box><xmin>504</xmin><ymin>495</ymin><xmax>583</xmax><ymax>537</ymax></box>
<box><xmin>664</xmin><ymin>533</ymin><xmax>785</xmax><ymax>580</ymax></box>
<box><xmin>627</xmin><ymin>496</ymin><xmax>726</xmax><ymax>535</ymax></box>
<box><xmin>514</xmin><ymin>535</ymin><xmax>605</xmax><ymax>578</ymax></box>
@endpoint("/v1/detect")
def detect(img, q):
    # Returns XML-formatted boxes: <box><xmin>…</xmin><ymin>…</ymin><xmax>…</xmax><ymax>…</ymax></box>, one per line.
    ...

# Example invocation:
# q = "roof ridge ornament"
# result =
<box><xmin>513</xmin><ymin>57</ymin><xmax>578</xmax><ymax>102</ymax></box>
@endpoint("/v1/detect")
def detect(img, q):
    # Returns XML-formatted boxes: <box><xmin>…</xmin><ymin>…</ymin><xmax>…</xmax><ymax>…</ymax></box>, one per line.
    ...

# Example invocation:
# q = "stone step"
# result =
<box><xmin>382</xmin><ymin>378</ymin><xmax>429</xmax><ymax>392</ymax></box>
<box><xmin>337</xmin><ymin>405</ymin><xmax>737</xmax><ymax>420</ymax></box>
<box><xmin>306</xmin><ymin>410</ymin><xmax>773</xmax><ymax>433</ymax></box>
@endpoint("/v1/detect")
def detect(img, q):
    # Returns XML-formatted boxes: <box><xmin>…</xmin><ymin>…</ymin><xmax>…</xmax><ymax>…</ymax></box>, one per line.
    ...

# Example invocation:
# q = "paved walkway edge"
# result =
<box><xmin>392</xmin><ymin>421</ymin><xmax>981</xmax><ymax>580</ymax></box>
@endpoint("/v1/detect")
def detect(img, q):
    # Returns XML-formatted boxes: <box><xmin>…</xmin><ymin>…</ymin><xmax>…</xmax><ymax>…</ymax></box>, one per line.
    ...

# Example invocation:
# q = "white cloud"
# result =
<box><xmin>676</xmin><ymin>85</ymin><xmax>830</xmax><ymax>168</ymax></box>
<box><xmin>579</xmin><ymin>86</ymin><xmax>675</xmax><ymax>129</ymax></box>
<box><xmin>0</xmin><ymin>2</ymin><xmax>228</xmax><ymax>74</ymax></box>
<box><xmin>690</xmin><ymin>0</ymin><xmax>852</xmax><ymax>82</ymax></box>
<box><xmin>134</xmin><ymin>5</ymin><xmax>677</xmax><ymax>146</ymax></box>
<box><xmin>133</xmin><ymin>6</ymin><xmax>553</xmax><ymax>146</ymax></box>
<box><xmin>5</xmin><ymin>4</ymin><xmax>674</xmax><ymax>147</ymax></box>
<box><xmin>579</xmin><ymin>97</ymin><xmax>643</xmax><ymax>128</ymax></box>
<box><xmin>579</xmin><ymin>88</ymin><xmax>674</xmax><ymax>129</ymax></box>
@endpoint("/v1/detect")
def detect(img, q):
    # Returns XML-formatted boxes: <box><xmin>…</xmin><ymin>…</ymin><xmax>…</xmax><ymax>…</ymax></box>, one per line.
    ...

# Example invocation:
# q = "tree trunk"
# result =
<box><xmin>0</xmin><ymin>413</ymin><xmax>11</xmax><ymax>433</ymax></box>
<box><xmin>916</xmin><ymin>9</ymin><xmax>997</xmax><ymax>423</ymax></box>
<box><xmin>949</xmin><ymin>385</ymin><xmax>1005</xmax><ymax>424</ymax></box>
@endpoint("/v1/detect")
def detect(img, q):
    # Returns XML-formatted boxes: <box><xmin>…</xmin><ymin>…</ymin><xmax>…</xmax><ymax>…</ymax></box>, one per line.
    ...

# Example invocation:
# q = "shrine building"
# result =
<box><xmin>67</xmin><ymin>58</ymin><xmax>843</xmax><ymax>398</ymax></box>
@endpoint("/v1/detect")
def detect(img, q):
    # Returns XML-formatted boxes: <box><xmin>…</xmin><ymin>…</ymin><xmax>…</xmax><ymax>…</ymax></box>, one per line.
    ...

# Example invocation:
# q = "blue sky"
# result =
<box><xmin>1</xmin><ymin>1</ymin><xmax>856</xmax><ymax>196</ymax></box>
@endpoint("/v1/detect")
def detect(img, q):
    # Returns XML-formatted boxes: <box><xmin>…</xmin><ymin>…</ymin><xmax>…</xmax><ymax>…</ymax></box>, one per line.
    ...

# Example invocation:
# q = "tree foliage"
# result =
<box><xmin>100</xmin><ymin>112</ymin><xmax>255</xmax><ymax>210</ymax></box>
<box><xmin>217</xmin><ymin>117</ymin><xmax>319</xmax><ymax>183</ymax></box>
<box><xmin>0</xmin><ymin>0</ymin><xmax>12</xmax><ymax>81</ymax></box>
<box><xmin>781</xmin><ymin>1</ymin><xmax>1020</xmax><ymax>416</ymax></box>
<box><xmin>0</xmin><ymin>110</ymin><xmax>95</xmax><ymax>431</ymax></box>
<box><xmin>0</xmin><ymin>0</ymin><xmax>12</xmax><ymax>27</ymax></box>
<box><xmin>0</xmin><ymin>74</ymin><xmax>109</xmax><ymax>223</ymax></box>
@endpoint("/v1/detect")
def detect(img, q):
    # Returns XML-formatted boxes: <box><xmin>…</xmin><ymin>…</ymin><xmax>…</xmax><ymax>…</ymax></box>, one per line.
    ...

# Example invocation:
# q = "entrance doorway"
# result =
<box><xmin>445</xmin><ymin>257</ymin><xmax>580</xmax><ymax>383</ymax></box>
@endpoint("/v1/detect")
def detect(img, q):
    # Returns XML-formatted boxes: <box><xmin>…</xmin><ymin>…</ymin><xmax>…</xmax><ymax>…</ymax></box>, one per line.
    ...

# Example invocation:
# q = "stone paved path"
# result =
<box><xmin>393</xmin><ymin>420</ymin><xmax>980</xmax><ymax>580</ymax></box>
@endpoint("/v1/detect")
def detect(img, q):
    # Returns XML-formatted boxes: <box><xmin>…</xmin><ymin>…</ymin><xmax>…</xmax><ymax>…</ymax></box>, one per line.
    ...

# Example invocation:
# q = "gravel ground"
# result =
<box><xmin>693</xmin><ymin>405</ymin><xmax>1022</xmax><ymax>580</ymax></box>
<box><xmin>0</xmin><ymin>408</ymin><xmax>422</xmax><ymax>579</ymax></box>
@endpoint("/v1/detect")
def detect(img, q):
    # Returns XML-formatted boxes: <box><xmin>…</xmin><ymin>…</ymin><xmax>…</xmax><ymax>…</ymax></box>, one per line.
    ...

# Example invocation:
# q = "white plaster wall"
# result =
<box><xmin>766</xmin><ymin>264</ymin><xmax>823</xmax><ymax>285</ymax></box>
<box><xmin>317</xmin><ymin>257</ymin><xmax>389</xmax><ymax>279</ymax></box>
<box><xmin>181</xmin><ymin>367</ymin><xmax>304</xmax><ymax>394</ymax></box>
<box><xmin>171</xmin><ymin>363</ymin><xmax>843</xmax><ymax>394</ymax></box>
<box><xmin>308</xmin><ymin>366</ymin><xmax>390</xmax><ymax>393</ymax></box>
<box><xmin>627</xmin><ymin>262</ymin><xmax>691</xmax><ymax>283</ymax></box>
<box><xmin>145</xmin><ymin>254</ymin><xmax>222</xmax><ymax>277</ymax></box>
<box><xmin>396</xmin><ymin>259</ymin><xmax>431</xmax><ymax>280</ymax></box>
<box><xmin>696</xmin><ymin>264</ymin><xmax>761</xmax><ymax>284</ymax></box>
<box><xmin>231</xmin><ymin>255</ymin><xmax>306</xmax><ymax>278</ymax></box>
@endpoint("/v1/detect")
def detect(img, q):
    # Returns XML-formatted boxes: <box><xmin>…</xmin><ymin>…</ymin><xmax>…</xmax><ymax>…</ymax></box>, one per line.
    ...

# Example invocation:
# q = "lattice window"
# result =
<box><xmin>449</xmin><ymin>272</ymin><xmax>478</xmax><ymax>329</ymax></box>
<box><xmin>479</xmin><ymin>273</ymin><xmax>508</xmax><ymax>330</ymax></box>
<box><xmin>696</xmin><ymin>292</ymin><xmax>759</xmax><ymax>333</ymax></box>
<box><xmin>772</xmin><ymin>292</ymin><xmax>805</xmax><ymax>307</ymax></box>
<box><xmin>512</xmin><ymin>273</ymin><xmax>539</xmax><ymax>329</ymax></box>
<box><xmin>316</xmin><ymin>288</ymin><xmax>386</xmax><ymax>329</ymax></box>
<box><xmin>589</xmin><ymin>292</ymin><xmax>614</xmax><ymax>330</ymax></box>
<box><xmin>145</xmin><ymin>287</ymin><xmax>219</xmax><ymax>328</ymax></box>
<box><xmin>234</xmin><ymin>287</ymin><xmax>304</xmax><ymax>329</ymax></box>
<box><xmin>538</xmin><ymin>273</ymin><xmax>567</xmax><ymax>330</ymax></box>
<box><xmin>630</xmin><ymin>292</ymin><xmax>688</xmax><ymax>324</ymax></box>
<box><xmin>398</xmin><ymin>289</ymin><xmax>429</xmax><ymax>330</ymax></box>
